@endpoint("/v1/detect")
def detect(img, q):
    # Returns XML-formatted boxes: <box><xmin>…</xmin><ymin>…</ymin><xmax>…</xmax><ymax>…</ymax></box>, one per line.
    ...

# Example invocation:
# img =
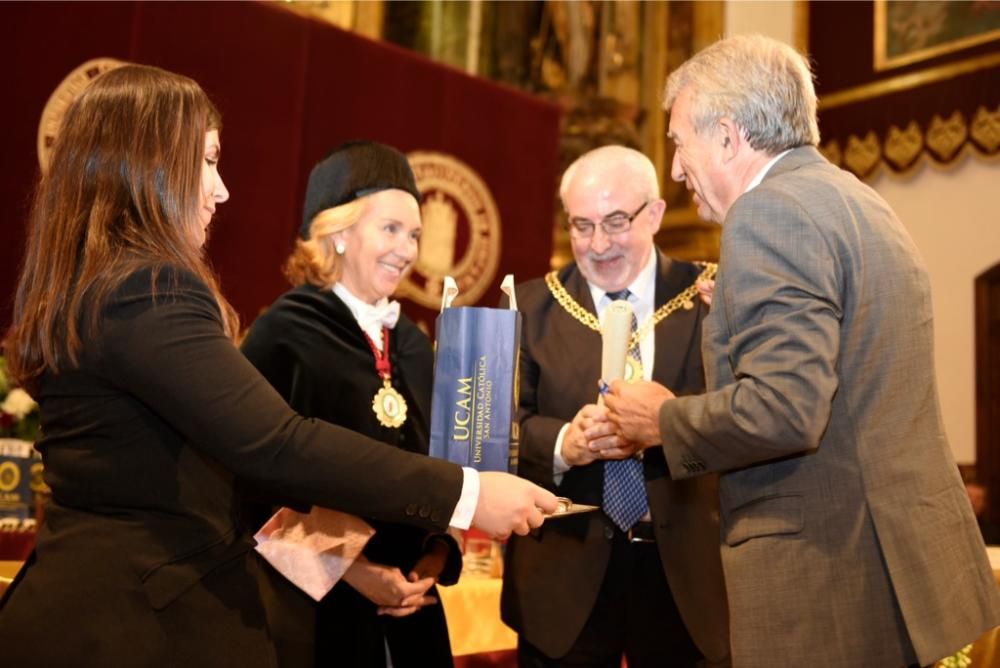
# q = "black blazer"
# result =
<box><xmin>0</xmin><ymin>267</ymin><xmax>463</xmax><ymax>667</ymax></box>
<box><xmin>500</xmin><ymin>253</ymin><xmax>730</xmax><ymax>664</ymax></box>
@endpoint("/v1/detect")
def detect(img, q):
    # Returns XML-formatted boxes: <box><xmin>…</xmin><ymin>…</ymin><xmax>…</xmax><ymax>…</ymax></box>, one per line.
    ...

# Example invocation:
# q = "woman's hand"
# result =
<box><xmin>409</xmin><ymin>536</ymin><xmax>450</xmax><ymax>582</ymax></box>
<box><xmin>343</xmin><ymin>555</ymin><xmax>438</xmax><ymax>617</ymax></box>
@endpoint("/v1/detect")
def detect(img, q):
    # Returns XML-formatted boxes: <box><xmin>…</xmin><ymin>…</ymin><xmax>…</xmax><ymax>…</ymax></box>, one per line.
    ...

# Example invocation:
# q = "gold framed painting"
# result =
<box><xmin>874</xmin><ymin>0</ymin><xmax>1000</xmax><ymax>71</ymax></box>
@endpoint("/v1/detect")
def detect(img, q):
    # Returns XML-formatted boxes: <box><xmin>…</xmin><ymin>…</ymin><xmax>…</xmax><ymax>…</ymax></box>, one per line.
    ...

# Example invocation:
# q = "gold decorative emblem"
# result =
<box><xmin>843</xmin><ymin>131</ymin><xmax>882</xmax><ymax>178</ymax></box>
<box><xmin>926</xmin><ymin>111</ymin><xmax>968</xmax><ymax>162</ymax></box>
<box><xmin>883</xmin><ymin>121</ymin><xmax>923</xmax><ymax>170</ymax></box>
<box><xmin>543</xmin><ymin>262</ymin><xmax>717</xmax><ymax>350</ymax></box>
<box><xmin>373</xmin><ymin>381</ymin><xmax>408</xmax><ymax>429</ymax></box>
<box><xmin>970</xmin><ymin>105</ymin><xmax>1000</xmax><ymax>153</ymax></box>
<box><xmin>624</xmin><ymin>357</ymin><xmax>643</xmax><ymax>384</ymax></box>
<box><xmin>29</xmin><ymin>462</ymin><xmax>49</xmax><ymax>494</ymax></box>
<box><xmin>0</xmin><ymin>461</ymin><xmax>21</xmax><ymax>493</ymax></box>
<box><xmin>398</xmin><ymin>152</ymin><xmax>501</xmax><ymax>308</ymax></box>
<box><xmin>818</xmin><ymin>140</ymin><xmax>842</xmax><ymax>168</ymax></box>
<box><xmin>37</xmin><ymin>58</ymin><xmax>124</xmax><ymax>173</ymax></box>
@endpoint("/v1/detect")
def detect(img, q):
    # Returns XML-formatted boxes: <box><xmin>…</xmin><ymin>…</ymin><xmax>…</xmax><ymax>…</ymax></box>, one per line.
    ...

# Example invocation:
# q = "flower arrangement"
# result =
<box><xmin>0</xmin><ymin>355</ymin><xmax>40</xmax><ymax>442</ymax></box>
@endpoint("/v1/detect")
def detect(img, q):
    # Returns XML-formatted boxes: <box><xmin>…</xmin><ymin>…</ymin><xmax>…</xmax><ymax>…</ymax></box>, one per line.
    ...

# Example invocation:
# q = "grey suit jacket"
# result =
<box><xmin>659</xmin><ymin>146</ymin><xmax>1000</xmax><ymax>667</ymax></box>
<box><xmin>502</xmin><ymin>252</ymin><xmax>730</xmax><ymax>664</ymax></box>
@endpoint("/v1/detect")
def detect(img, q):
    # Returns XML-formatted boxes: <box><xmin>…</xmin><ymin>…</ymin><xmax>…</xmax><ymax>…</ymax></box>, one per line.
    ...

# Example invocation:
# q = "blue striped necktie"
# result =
<box><xmin>601</xmin><ymin>289</ymin><xmax>649</xmax><ymax>531</ymax></box>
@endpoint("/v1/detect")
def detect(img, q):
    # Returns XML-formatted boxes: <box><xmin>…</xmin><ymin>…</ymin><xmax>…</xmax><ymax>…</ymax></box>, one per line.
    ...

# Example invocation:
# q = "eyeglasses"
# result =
<box><xmin>566</xmin><ymin>201</ymin><xmax>649</xmax><ymax>239</ymax></box>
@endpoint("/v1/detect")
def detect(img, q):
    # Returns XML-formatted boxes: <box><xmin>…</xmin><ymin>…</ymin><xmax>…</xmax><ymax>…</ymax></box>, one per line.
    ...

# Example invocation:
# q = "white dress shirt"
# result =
<box><xmin>553</xmin><ymin>247</ymin><xmax>659</xmax><ymax>477</ymax></box>
<box><xmin>745</xmin><ymin>149</ymin><xmax>792</xmax><ymax>194</ymax></box>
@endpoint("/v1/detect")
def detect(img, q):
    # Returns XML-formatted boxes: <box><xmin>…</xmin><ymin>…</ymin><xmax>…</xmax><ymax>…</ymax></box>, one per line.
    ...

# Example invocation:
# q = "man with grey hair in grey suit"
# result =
<box><xmin>604</xmin><ymin>33</ymin><xmax>1000</xmax><ymax>668</ymax></box>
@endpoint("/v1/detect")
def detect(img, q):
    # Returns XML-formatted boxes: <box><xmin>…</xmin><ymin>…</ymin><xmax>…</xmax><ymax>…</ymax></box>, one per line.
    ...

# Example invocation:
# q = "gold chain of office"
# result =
<box><xmin>544</xmin><ymin>262</ymin><xmax>718</xmax><ymax>348</ymax></box>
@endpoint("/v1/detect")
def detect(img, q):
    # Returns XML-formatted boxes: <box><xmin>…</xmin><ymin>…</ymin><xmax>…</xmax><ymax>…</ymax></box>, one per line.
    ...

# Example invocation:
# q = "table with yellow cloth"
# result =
<box><xmin>0</xmin><ymin>560</ymin><xmax>23</xmax><ymax>599</ymax></box>
<box><xmin>439</xmin><ymin>575</ymin><xmax>516</xmax><ymax>656</ymax></box>
<box><xmin>934</xmin><ymin>546</ymin><xmax>1000</xmax><ymax>668</ymax></box>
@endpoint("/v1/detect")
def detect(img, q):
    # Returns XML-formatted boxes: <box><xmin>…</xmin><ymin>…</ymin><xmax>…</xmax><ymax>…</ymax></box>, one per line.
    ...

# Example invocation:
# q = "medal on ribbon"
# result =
<box><xmin>364</xmin><ymin>328</ymin><xmax>408</xmax><ymax>428</ymax></box>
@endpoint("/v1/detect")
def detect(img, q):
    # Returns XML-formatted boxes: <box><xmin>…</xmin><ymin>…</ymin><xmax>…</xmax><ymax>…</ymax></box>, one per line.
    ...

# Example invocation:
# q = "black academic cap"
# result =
<box><xmin>300</xmin><ymin>140</ymin><xmax>421</xmax><ymax>239</ymax></box>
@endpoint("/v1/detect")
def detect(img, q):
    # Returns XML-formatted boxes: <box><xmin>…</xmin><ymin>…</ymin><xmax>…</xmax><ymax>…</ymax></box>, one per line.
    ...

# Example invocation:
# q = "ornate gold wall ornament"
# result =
<box><xmin>829</xmin><ymin>107</ymin><xmax>999</xmax><ymax>180</ymax></box>
<box><xmin>813</xmin><ymin>3</ymin><xmax>997</xmax><ymax>182</ymax></box>
<box><xmin>926</xmin><ymin>111</ymin><xmax>968</xmax><ymax>162</ymax></box>
<box><xmin>819</xmin><ymin>139</ymin><xmax>842</xmax><ymax>168</ymax></box>
<box><xmin>397</xmin><ymin>152</ymin><xmax>501</xmax><ymax>308</ymax></box>
<box><xmin>844</xmin><ymin>132</ymin><xmax>882</xmax><ymax>178</ymax></box>
<box><xmin>37</xmin><ymin>58</ymin><xmax>124</xmax><ymax>172</ymax></box>
<box><xmin>970</xmin><ymin>105</ymin><xmax>1000</xmax><ymax>153</ymax></box>
<box><xmin>883</xmin><ymin>121</ymin><xmax>924</xmax><ymax>171</ymax></box>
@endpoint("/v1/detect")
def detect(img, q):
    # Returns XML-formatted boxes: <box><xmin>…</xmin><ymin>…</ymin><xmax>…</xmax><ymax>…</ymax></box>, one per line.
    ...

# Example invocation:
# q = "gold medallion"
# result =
<box><xmin>373</xmin><ymin>380</ymin><xmax>408</xmax><ymax>428</ymax></box>
<box><xmin>624</xmin><ymin>357</ymin><xmax>644</xmax><ymax>384</ymax></box>
<box><xmin>38</xmin><ymin>58</ymin><xmax>124</xmax><ymax>173</ymax></box>
<box><xmin>544</xmin><ymin>262</ymin><xmax>716</xmax><ymax>347</ymax></box>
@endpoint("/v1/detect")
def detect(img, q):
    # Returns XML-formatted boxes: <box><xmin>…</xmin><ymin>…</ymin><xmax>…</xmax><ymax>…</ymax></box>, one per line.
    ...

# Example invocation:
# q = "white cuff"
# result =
<box><xmin>448</xmin><ymin>467</ymin><xmax>480</xmax><ymax>530</ymax></box>
<box><xmin>553</xmin><ymin>423</ymin><xmax>572</xmax><ymax>485</ymax></box>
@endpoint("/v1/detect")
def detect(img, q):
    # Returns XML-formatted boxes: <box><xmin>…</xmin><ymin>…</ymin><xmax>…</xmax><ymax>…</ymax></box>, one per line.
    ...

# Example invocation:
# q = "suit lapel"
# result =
<box><xmin>651</xmin><ymin>251</ymin><xmax>697</xmax><ymax>390</ymax></box>
<box><xmin>560</xmin><ymin>265</ymin><xmax>603</xmax><ymax>406</ymax></box>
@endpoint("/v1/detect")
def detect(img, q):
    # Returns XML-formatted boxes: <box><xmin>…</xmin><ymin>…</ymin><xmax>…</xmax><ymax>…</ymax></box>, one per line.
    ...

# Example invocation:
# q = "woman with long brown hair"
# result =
<box><xmin>0</xmin><ymin>64</ymin><xmax>555</xmax><ymax>666</ymax></box>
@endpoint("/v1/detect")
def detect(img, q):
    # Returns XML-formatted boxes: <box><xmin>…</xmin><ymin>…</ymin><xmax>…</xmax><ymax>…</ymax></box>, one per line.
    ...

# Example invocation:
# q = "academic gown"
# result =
<box><xmin>241</xmin><ymin>284</ymin><xmax>460</xmax><ymax>668</ymax></box>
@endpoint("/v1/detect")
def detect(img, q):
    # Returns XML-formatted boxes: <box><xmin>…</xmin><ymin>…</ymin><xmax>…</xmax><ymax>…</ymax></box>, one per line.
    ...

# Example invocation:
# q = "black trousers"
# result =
<box><xmin>518</xmin><ymin>529</ymin><xmax>702</xmax><ymax>668</ymax></box>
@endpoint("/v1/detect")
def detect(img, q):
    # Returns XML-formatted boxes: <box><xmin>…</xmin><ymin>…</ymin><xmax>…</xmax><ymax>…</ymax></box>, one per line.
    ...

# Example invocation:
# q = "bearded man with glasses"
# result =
<box><xmin>500</xmin><ymin>145</ymin><xmax>730</xmax><ymax>667</ymax></box>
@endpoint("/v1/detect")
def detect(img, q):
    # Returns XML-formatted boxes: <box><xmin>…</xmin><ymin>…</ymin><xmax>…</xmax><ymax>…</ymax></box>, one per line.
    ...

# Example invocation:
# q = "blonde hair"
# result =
<box><xmin>664</xmin><ymin>34</ymin><xmax>819</xmax><ymax>154</ymax></box>
<box><xmin>284</xmin><ymin>198</ymin><xmax>367</xmax><ymax>288</ymax></box>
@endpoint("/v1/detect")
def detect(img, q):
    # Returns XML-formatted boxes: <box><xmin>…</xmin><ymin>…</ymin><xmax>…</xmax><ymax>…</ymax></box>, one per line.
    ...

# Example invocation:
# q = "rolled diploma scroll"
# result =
<box><xmin>599</xmin><ymin>299</ymin><xmax>633</xmax><ymax>405</ymax></box>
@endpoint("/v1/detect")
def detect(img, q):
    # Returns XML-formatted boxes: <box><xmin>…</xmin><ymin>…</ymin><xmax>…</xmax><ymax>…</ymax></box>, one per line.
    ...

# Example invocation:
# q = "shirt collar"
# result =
<box><xmin>331</xmin><ymin>282</ymin><xmax>401</xmax><ymax>344</ymax></box>
<box><xmin>587</xmin><ymin>246</ymin><xmax>657</xmax><ymax>313</ymax></box>
<box><xmin>744</xmin><ymin>148</ymin><xmax>793</xmax><ymax>194</ymax></box>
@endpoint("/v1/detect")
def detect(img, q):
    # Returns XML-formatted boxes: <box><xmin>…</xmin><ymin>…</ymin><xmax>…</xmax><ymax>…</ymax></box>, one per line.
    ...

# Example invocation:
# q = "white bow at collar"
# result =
<box><xmin>359</xmin><ymin>299</ymin><xmax>401</xmax><ymax>333</ymax></box>
<box><xmin>332</xmin><ymin>283</ymin><xmax>401</xmax><ymax>352</ymax></box>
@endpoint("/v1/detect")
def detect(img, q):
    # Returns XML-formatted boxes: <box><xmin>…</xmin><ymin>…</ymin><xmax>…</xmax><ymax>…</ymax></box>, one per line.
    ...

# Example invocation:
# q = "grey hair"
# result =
<box><xmin>663</xmin><ymin>34</ymin><xmax>820</xmax><ymax>154</ymax></box>
<box><xmin>559</xmin><ymin>145</ymin><xmax>660</xmax><ymax>205</ymax></box>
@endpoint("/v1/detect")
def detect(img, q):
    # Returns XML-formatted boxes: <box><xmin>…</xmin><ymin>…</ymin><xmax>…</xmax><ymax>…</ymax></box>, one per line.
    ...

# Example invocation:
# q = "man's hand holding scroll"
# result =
<box><xmin>603</xmin><ymin>379</ymin><xmax>677</xmax><ymax>449</ymax></box>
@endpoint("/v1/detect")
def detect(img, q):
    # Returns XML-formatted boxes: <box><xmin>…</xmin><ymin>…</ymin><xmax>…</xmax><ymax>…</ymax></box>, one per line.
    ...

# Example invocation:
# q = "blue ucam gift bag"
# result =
<box><xmin>429</xmin><ymin>276</ymin><xmax>520</xmax><ymax>474</ymax></box>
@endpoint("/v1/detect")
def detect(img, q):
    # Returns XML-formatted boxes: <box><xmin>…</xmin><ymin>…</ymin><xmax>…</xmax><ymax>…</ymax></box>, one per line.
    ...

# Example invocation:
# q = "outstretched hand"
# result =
<box><xmin>472</xmin><ymin>472</ymin><xmax>559</xmax><ymax>540</ymax></box>
<box><xmin>408</xmin><ymin>536</ymin><xmax>450</xmax><ymax>582</ymax></box>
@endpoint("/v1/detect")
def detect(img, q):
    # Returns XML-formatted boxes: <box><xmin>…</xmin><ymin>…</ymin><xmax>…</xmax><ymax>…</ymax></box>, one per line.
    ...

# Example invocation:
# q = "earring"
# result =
<box><xmin>335</xmin><ymin>242</ymin><xmax>346</xmax><ymax>255</ymax></box>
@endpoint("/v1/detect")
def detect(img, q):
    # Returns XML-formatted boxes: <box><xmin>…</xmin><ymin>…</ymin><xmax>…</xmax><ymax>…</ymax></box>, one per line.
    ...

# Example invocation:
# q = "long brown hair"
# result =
<box><xmin>6</xmin><ymin>64</ymin><xmax>239</xmax><ymax>388</ymax></box>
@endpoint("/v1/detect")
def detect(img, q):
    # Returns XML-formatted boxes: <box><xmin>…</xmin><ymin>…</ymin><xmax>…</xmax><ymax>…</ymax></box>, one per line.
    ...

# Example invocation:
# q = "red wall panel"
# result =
<box><xmin>0</xmin><ymin>1</ymin><xmax>561</xmax><ymax>335</ymax></box>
